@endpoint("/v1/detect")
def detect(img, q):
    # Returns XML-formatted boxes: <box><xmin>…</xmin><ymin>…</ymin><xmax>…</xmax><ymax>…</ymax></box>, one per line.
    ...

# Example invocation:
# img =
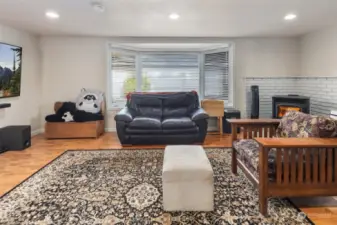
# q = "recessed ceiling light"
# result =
<box><xmin>45</xmin><ymin>11</ymin><xmax>60</xmax><ymax>19</ymax></box>
<box><xmin>284</xmin><ymin>13</ymin><xmax>297</xmax><ymax>21</ymax></box>
<box><xmin>91</xmin><ymin>1</ymin><xmax>105</xmax><ymax>13</ymax></box>
<box><xmin>169</xmin><ymin>13</ymin><xmax>180</xmax><ymax>20</ymax></box>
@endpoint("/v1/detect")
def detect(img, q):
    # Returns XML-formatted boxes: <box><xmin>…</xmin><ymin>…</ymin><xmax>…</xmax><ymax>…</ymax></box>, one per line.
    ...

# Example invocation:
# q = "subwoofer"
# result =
<box><xmin>250</xmin><ymin>85</ymin><xmax>259</xmax><ymax>119</ymax></box>
<box><xmin>0</xmin><ymin>126</ymin><xmax>31</xmax><ymax>151</ymax></box>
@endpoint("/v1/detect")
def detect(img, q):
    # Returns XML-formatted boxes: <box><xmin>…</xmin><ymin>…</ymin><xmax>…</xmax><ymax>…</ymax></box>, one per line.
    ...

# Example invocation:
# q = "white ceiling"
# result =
<box><xmin>0</xmin><ymin>0</ymin><xmax>337</xmax><ymax>37</ymax></box>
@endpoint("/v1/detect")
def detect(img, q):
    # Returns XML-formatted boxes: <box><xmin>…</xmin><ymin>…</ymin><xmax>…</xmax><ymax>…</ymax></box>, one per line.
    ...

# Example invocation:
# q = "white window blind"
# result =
<box><xmin>204</xmin><ymin>50</ymin><xmax>230</xmax><ymax>100</ymax></box>
<box><xmin>141</xmin><ymin>53</ymin><xmax>200</xmax><ymax>92</ymax></box>
<box><xmin>108</xmin><ymin>45</ymin><xmax>234</xmax><ymax>109</ymax></box>
<box><xmin>110</xmin><ymin>51</ymin><xmax>137</xmax><ymax>106</ymax></box>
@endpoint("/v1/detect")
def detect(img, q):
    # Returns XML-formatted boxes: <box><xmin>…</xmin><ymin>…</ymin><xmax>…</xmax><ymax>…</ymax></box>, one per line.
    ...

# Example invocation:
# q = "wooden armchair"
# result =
<box><xmin>229</xmin><ymin>118</ymin><xmax>337</xmax><ymax>216</ymax></box>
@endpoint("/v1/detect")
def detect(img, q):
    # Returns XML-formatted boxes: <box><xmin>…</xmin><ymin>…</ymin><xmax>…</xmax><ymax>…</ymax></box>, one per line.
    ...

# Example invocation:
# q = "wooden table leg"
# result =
<box><xmin>219</xmin><ymin>117</ymin><xmax>223</xmax><ymax>135</ymax></box>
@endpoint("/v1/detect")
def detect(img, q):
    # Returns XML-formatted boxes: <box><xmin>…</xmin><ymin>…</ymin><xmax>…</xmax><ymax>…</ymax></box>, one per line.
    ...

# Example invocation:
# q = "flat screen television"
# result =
<box><xmin>0</xmin><ymin>42</ymin><xmax>22</xmax><ymax>98</ymax></box>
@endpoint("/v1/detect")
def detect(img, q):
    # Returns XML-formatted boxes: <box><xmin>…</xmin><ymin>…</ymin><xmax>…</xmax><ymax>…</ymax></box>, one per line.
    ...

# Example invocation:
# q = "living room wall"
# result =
<box><xmin>242</xmin><ymin>26</ymin><xmax>337</xmax><ymax>118</ymax></box>
<box><xmin>0</xmin><ymin>24</ymin><xmax>41</xmax><ymax>134</ymax></box>
<box><xmin>40</xmin><ymin>36</ymin><xmax>300</xmax><ymax>130</ymax></box>
<box><xmin>301</xmin><ymin>25</ymin><xmax>337</xmax><ymax>77</ymax></box>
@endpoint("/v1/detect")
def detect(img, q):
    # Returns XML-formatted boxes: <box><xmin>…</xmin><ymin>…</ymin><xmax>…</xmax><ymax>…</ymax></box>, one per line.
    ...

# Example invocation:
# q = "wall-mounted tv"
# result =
<box><xmin>0</xmin><ymin>42</ymin><xmax>22</xmax><ymax>98</ymax></box>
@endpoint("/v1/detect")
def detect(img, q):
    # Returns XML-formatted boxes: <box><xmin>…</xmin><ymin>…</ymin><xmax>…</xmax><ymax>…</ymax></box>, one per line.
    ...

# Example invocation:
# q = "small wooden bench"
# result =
<box><xmin>45</xmin><ymin>101</ymin><xmax>105</xmax><ymax>139</ymax></box>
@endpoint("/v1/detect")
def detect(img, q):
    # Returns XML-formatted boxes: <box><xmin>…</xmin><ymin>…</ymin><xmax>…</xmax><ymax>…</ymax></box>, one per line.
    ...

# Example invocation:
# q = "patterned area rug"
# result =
<box><xmin>0</xmin><ymin>148</ymin><xmax>313</xmax><ymax>225</ymax></box>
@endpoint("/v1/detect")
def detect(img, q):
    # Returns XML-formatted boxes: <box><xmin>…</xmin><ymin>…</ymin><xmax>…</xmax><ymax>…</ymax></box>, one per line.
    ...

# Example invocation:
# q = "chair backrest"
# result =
<box><xmin>276</xmin><ymin>111</ymin><xmax>337</xmax><ymax>138</ymax></box>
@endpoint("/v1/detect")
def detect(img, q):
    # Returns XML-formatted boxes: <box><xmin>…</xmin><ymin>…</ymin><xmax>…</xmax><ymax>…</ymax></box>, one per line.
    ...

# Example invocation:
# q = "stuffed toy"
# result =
<box><xmin>62</xmin><ymin>112</ymin><xmax>74</xmax><ymax>122</ymax></box>
<box><xmin>76</xmin><ymin>88</ymin><xmax>104</xmax><ymax>114</ymax></box>
<box><xmin>45</xmin><ymin>102</ymin><xmax>76</xmax><ymax>122</ymax></box>
<box><xmin>45</xmin><ymin>90</ymin><xmax>105</xmax><ymax>123</ymax></box>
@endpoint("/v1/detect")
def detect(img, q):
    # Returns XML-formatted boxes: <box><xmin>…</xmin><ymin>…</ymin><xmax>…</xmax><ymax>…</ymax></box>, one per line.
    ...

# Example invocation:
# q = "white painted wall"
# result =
<box><xmin>0</xmin><ymin>24</ymin><xmax>41</xmax><ymax>133</ymax></box>
<box><xmin>234</xmin><ymin>38</ymin><xmax>300</xmax><ymax>116</ymax></box>
<box><xmin>40</xmin><ymin>36</ymin><xmax>300</xmax><ymax>130</ymax></box>
<box><xmin>301</xmin><ymin>25</ymin><xmax>337</xmax><ymax>77</ymax></box>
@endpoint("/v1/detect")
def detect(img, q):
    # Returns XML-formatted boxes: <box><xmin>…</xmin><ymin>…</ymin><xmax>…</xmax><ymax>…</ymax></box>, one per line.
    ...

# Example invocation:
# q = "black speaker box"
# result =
<box><xmin>250</xmin><ymin>85</ymin><xmax>260</xmax><ymax>119</ymax></box>
<box><xmin>0</xmin><ymin>126</ymin><xmax>31</xmax><ymax>151</ymax></box>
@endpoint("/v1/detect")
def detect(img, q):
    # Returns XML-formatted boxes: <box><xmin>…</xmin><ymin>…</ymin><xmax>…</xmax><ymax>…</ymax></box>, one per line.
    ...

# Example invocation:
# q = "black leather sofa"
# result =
<box><xmin>114</xmin><ymin>92</ymin><xmax>209</xmax><ymax>145</ymax></box>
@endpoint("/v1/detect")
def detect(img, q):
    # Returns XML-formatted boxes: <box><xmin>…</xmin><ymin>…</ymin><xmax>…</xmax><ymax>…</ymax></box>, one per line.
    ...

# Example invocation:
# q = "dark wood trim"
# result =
<box><xmin>268</xmin><ymin>185</ymin><xmax>337</xmax><ymax>196</ymax></box>
<box><xmin>231</xmin><ymin>148</ymin><xmax>237</xmax><ymax>174</ymax></box>
<box><xmin>237</xmin><ymin>159</ymin><xmax>259</xmax><ymax>188</ymax></box>
<box><xmin>259</xmin><ymin>145</ymin><xmax>268</xmax><ymax>216</ymax></box>
<box><xmin>255</xmin><ymin>138</ymin><xmax>337</xmax><ymax>148</ymax></box>
<box><xmin>227</xmin><ymin>119</ymin><xmax>280</xmax><ymax>125</ymax></box>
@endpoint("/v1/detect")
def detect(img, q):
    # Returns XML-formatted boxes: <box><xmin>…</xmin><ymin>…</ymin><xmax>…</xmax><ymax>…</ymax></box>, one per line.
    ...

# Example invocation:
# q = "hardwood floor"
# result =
<box><xmin>0</xmin><ymin>132</ymin><xmax>336</xmax><ymax>224</ymax></box>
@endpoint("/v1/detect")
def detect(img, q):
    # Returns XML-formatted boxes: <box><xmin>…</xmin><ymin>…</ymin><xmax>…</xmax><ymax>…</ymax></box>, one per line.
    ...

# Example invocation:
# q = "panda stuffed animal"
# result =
<box><xmin>62</xmin><ymin>112</ymin><xmax>74</xmax><ymax>122</ymax></box>
<box><xmin>76</xmin><ymin>88</ymin><xmax>104</xmax><ymax>114</ymax></box>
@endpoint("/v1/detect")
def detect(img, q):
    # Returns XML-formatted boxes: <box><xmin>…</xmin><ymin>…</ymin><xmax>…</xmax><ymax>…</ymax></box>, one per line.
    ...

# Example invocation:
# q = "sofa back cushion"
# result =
<box><xmin>127</xmin><ymin>91</ymin><xmax>199</xmax><ymax>118</ymax></box>
<box><xmin>162</xmin><ymin>92</ymin><xmax>199</xmax><ymax>117</ymax></box>
<box><xmin>276</xmin><ymin>111</ymin><xmax>337</xmax><ymax>138</ymax></box>
<box><xmin>128</xmin><ymin>94</ymin><xmax>162</xmax><ymax>118</ymax></box>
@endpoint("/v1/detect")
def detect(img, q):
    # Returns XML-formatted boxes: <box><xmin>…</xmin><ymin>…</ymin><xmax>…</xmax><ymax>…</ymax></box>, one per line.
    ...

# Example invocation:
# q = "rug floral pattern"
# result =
<box><xmin>0</xmin><ymin>148</ymin><xmax>311</xmax><ymax>225</ymax></box>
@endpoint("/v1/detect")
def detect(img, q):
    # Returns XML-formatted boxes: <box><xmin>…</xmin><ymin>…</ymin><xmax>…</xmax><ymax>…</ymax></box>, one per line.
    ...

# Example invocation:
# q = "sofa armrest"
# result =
<box><xmin>190</xmin><ymin>108</ymin><xmax>209</xmax><ymax>121</ymax></box>
<box><xmin>114</xmin><ymin>107</ymin><xmax>134</xmax><ymax>122</ymax></box>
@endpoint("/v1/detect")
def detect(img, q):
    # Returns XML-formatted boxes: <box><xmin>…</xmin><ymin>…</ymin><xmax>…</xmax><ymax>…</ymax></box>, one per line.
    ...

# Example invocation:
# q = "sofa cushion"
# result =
<box><xmin>128</xmin><ymin>94</ymin><xmax>163</xmax><ymax>118</ymax></box>
<box><xmin>276</xmin><ymin>111</ymin><xmax>337</xmax><ymax>138</ymax></box>
<box><xmin>163</xmin><ymin>107</ymin><xmax>189</xmax><ymax>117</ymax></box>
<box><xmin>129</xmin><ymin>117</ymin><xmax>161</xmax><ymax>129</ymax></box>
<box><xmin>138</xmin><ymin>106</ymin><xmax>162</xmax><ymax>118</ymax></box>
<box><xmin>126</xmin><ymin>128</ymin><xmax>163</xmax><ymax>134</ymax></box>
<box><xmin>233</xmin><ymin>139</ymin><xmax>260</xmax><ymax>171</ymax></box>
<box><xmin>162</xmin><ymin>92</ymin><xmax>199</xmax><ymax>117</ymax></box>
<box><xmin>162</xmin><ymin>127</ymin><xmax>199</xmax><ymax>134</ymax></box>
<box><xmin>162</xmin><ymin>117</ymin><xmax>196</xmax><ymax>129</ymax></box>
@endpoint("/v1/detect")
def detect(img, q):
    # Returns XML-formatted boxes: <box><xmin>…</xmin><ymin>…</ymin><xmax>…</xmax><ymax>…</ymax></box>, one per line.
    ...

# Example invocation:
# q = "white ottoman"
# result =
<box><xmin>162</xmin><ymin>145</ymin><xmax>214</xmax><ymax>211</ymax></box>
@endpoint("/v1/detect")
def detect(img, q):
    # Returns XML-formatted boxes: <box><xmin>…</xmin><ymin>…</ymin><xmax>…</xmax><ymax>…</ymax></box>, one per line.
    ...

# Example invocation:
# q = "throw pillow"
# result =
<box><xmin>276</xmin><ymin>111</ymin><xmax>337</xmax><ymax>138</ymax></box>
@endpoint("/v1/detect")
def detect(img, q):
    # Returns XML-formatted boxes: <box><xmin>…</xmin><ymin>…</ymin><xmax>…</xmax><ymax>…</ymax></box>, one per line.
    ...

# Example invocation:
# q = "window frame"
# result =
<box><xmin>107</xmin><ymin>43</ymin><xmax>234</xmax><ymax>110</ymax></box>
<box><xmin>203</xmin><ymin>47</ymin><xmax>234</xmax><ymax>107</ymax></box>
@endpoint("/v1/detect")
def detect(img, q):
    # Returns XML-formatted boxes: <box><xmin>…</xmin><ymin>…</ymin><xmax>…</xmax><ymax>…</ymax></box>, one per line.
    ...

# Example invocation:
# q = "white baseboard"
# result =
<box><xmin>31</xmin><ymin>128</ymin><xmax>44</xmax><ymax>136</ymax></box>
<box><xmin>105</xmin><ymin>127</ymin><xmax>116</xmax><ymax>132</ymax></box>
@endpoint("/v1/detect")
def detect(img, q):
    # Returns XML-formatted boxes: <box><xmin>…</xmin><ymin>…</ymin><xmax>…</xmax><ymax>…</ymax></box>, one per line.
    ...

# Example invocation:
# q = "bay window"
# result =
<box><xmin>108</xmin><ymin>44</ymin><xmax>233</xmax><ymax>109</ymax></box>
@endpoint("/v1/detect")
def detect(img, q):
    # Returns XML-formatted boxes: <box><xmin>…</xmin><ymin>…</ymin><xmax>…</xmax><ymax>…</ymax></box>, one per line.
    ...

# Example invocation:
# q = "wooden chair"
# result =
<box><xmin>229</xmin><ymin>118</ymin><xmax>337</xmax><ymax>216</ymax></box>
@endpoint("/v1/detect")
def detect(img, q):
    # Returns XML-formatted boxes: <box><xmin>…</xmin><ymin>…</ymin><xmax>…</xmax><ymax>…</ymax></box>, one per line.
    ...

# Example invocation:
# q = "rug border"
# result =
<box><xmin>0</xmin><ymin>148</ymin><xmax>170</xmax><ymax>199</ymax></box>
<box><xmin>0</xmin><ymin>148</ymin><xmax>316</xmax><ymax>224</ymax></box>
<box><xmin>286</xmin><ymin>198</ymin><xmax>315</xmax><ymax>225</ymax></box>
<box><xmin>0</xmin><ymin>150</ymin><xmax>70</xmax><ymax>199</ymax></box>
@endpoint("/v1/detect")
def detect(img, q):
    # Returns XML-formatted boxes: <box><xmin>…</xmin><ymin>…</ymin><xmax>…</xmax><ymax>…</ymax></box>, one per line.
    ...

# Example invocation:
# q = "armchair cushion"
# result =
<box><xmin>233</xmin><ymin>139</ymin><xmax>277</xmax><ymax>179</ymax></box>
<box><xmin>129</xmin><ymin>116</ymin><xmax>161</xmax><ymax>129</ymax></box>
<box><xmin>233</xmin><ymin>139</ymin><xmax>260</xmax><ymax>171</ymax></box>
<box><xmin>190</xmin><ymin>108</ymin><xmax>209</xmax><ymax>121</ymax></box>
<box><xmin>114</xmin><ymin>107</ymin><xmax>134</xmax><ymax>122</ymax></box>
<box><xmin>162</xmin><ymin>117</ymin><xmax>196</xmax><ymax>129</ymax></box>
<box><xmin>276</xmin><ymin>111</ymin><xmax>337</xmax><ymax>138</ymax></box>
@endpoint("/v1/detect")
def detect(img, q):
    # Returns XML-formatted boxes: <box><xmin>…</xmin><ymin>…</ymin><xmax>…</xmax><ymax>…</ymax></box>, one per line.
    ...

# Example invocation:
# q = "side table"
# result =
<box><xmin>201</xmin><ymin>99</ymin><xmax>224</xmax><ymax>135</ymax></box>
